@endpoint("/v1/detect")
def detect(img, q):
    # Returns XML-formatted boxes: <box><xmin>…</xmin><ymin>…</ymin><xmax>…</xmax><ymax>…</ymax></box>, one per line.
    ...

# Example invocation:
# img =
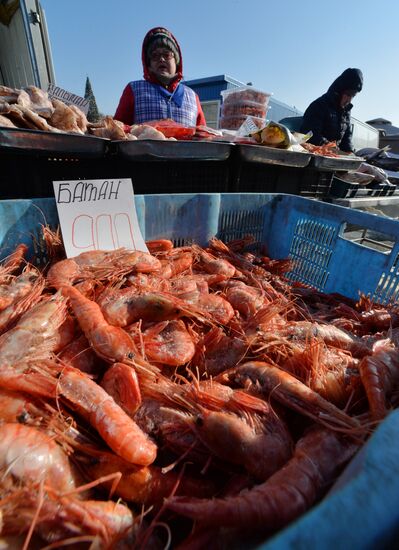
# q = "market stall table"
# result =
<box><xmin>108</xmin><ymin>139</ymin><xmax>233</xmax><ymax>194</ymax></box>
<box><xmin>0</xmin><ymin>127</ymin><xmax>108</xmax><ymax>199</ymax></box>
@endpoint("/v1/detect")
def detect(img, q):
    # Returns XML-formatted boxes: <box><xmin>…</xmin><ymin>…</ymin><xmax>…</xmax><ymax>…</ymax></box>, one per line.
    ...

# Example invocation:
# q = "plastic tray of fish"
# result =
<box><xmin>236</xmin><ymin>144</ymin><xmax>312</xmax><ymax>167</ymax></box>
<box><xmin>110</xmin><ymin>139</ymin><xmax>232</xmax><ymax>161</ymax></box>
<box><xmin>0</xmin><ymin>127</ymin><xmax>108</xmax><ymax>157</ymax></box>
<box><xmin>309</xmin><ymin>153</ymin><xmax>363</xmax><ymax>172</ymax></box>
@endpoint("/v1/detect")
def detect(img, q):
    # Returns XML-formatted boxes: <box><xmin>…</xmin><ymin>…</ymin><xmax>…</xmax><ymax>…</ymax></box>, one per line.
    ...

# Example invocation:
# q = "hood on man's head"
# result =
<box><xmin>328</xmin><ymin>68</ymin><xmax>363</xmax><ymax>96</ymax></box>
<box><xmin>142</xmin><ymin>27</ymin><xmax>182</xmax><ymax>75</ymax></box>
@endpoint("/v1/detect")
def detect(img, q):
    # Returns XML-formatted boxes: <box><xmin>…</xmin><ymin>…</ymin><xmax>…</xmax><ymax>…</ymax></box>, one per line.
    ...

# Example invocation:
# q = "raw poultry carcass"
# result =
<box><xmin>130</xmin><ymin>124</ymin><xmax>166</xmax><ymax>140</ymax></box>
<box><xmin>49</xmin><ymin>99</ymin><xmax>86</xmax><ymax>134</ymax></box>
<box><xmin>0</xmin><ymin>114</ymin><xmax>16</xmax><ymax>128</ymax></box>
<box><xmin>24</xmin><ymin>85</ymin><xmax>54</xmax><ymax>118</ymax></box>
<box><xmin>88</xmin><ymin>115</ymin><xmax>129</xmax><ymax>140</ymax></box>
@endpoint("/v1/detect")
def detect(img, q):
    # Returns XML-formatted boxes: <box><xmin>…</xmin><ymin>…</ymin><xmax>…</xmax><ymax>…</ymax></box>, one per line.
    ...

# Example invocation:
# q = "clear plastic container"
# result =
<box><xmin>221</xmin><ymin>86</ymin><xmax>271</xmax><ymax>106</ymax></box>
<box><xmin>221</xmin><ymin>100</ymin><xmax>268</xmax><ymax>119</ymax></box>
<box><xmin>218</xmin><ymin>115</ymin><xmax>265</xmax><ymax>131</ymax></box>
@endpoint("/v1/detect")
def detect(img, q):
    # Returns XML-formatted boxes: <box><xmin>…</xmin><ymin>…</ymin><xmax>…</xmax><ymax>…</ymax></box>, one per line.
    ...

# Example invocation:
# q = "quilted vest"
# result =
<box><xmin>130</xmin><ymin>80</ymin><xmax>198</xmax><ymax>126</ymax></box>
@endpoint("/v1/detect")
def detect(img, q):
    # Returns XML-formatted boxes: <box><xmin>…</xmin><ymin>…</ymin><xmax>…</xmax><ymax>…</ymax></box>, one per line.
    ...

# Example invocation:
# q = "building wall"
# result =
<box><xmin>0</xmin><ymin>0</ymin><xmax>55</xmax><ymax>89</ymax></box>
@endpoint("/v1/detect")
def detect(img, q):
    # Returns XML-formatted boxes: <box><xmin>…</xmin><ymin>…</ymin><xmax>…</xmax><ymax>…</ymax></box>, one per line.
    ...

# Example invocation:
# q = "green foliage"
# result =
<box><xmin>84</xmin><ymin>76</ymin><xmax>100</xmax><ymax>122</ymax></box>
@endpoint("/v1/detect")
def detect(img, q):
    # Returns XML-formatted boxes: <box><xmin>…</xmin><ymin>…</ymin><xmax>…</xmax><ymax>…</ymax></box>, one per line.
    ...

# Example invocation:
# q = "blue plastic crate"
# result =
<box><xmin>0</xmin><ymin>192</ymin><xmax>398</xmax><ymax>547</ymax></box>
<box><xmin>3</xmin><ymin>193</ymin><xmax>399</xmax><ymax>304</ymax></box>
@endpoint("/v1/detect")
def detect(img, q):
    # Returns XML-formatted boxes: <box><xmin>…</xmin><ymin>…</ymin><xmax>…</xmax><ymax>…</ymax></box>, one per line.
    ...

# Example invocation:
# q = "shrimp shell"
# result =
<box><xmin>166</xmin><ymin>427</ymin><xmax>359</xmax><ymax>529</ymax></box>
<box><xmin>58</xmin><ymin>365</ymin><xmax>157</xmax><ymax>466</ymax></box>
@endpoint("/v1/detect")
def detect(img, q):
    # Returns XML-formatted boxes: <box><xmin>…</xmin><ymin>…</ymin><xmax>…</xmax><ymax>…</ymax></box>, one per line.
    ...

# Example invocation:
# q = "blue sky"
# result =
<box><xmin>41</xmin><ymin>0</ymin><xmax>398</xmax><ymax>125</ymax></box>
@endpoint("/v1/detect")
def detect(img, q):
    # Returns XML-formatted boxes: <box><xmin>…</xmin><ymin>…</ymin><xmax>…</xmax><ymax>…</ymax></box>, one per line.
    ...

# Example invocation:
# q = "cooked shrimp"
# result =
<box><xmin>80</xmin><ymin>449</ymin><xmax>216</xmax><ymax>506</ymax></box>
<box><xmin>197</xmin><ymin>293</ymin><xmax>235</xmax><ymax>324</ymax></box>
<box><xmin>1</xmin><ymin>488</ymin><xmax>135</xmax><ymax>547</ymax></box>
<box><xmin>359</xmin><ymin>338</ymin><xmax>399</xmax><ymax>420</ymax></box>
<box><xmin>0</xmin><ymin>268</ymin><xmax>44</xmax><ymax>333</ymax></box>
<box><xmin>166</xmin><ymin>427</ymin><xmax>359</xmax><ymax>529</ymax></box>
<box><xmin>189</xmin><ymin>407</ymin><xmax>293</xmax><ymax>481</ymax></box>
<box><xmin>194</xmin><ymin>245</ymin><xmax>236</xmax><ymax>278</ymax></box>
<box><xmin>58</xmin><ymin>333</ymin><xmax>103</xmax><ymax>374</ymax></box>
<box><xmin>98</xmin><ymin>287</ymin><xmax>208</xmax><ymax>327</ymax></box>
<box><xmin>0</xmin><ymin>243</ymin><xmax>28</xmax><ymax>277</ymax></box>
<box><xmin>101</xmin><ymin>362</ymin><xmax>142</xmax><ymax>415</ymax></box>
<box><xmin>0</xmin><ymin>423</ymin><xmax>78</xmax><ymax>493</ymax></box>
<box><xmin>140</xmin><ymin>320</ymin><xmax>196</xmax><ymax>366</ymax></box>
<box><xmin>160</xmin><ymin>250</ymin><xmax>193</xmax><ymax>279</ymax></box>
<box><xmin>221</xmin><ymin>361</ymin><xmax>361</xmax><ymax>431</ymax></box>
<box><xmin>0</xmin><ymin>293</ymin><xmax>67</xmax><ymax>366</ymax></box>
<box><xmin>62</xmin><ymin>285</ymin><xmax>139</xmax><ymax>363</ymax></box>
<box><xmin>47</xmin><ymin>248</ymin><xmax>161</xmax><ymax>289</ymax></box>
<box><xmin>58</xmin><ymin>364</ymin><xmax>157</xmax><ymax>465</ymax></box>
<box><xmin>146</xmin><ymin>239</ymin><xmax>174</xmax><ymax>253</ymax></box>
<box><xmin>193</xmin><ymin>326</ymin><xmax>247</xmax><ymax>376</ymax></box>
<box><xmin>225</xmin><ymin>281</ymin><xmax>265</xmax><ymax>318</ymax></box>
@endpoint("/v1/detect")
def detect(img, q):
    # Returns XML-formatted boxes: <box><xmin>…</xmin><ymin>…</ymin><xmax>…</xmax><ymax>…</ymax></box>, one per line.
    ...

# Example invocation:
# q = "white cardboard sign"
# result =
<box><xmin>53</xmin><ymin>179</ymin><xmax>148</xmax><ymax>258</ymax></box>
<box><xmin>47</xmin><ymin>84</ymin><xmax>90</xmax><ymax>115</ymax></box>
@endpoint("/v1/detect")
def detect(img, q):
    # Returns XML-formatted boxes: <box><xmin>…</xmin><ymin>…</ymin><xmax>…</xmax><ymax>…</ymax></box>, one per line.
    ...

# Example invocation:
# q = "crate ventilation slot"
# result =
<box><xmin>287</xmin><ymin>218</ymin><xmax>335</xmax><ymax>291</ymax></box>
<box><xmin>372</xmin><ymin>252</ymin><xmax>399</xmax><ymax>305</ymax></box>
<box><xmin>218</xmin><ymin>209</ymin><xmax>265</xmax><ymax>245</ymax></box>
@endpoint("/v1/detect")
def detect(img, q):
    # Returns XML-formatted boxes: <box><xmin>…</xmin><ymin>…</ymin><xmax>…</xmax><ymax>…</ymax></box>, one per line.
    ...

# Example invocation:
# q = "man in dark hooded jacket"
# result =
<box><xmin>300</xmin><ymin>68</ymin><xmax>363</xmax><ymax>152</ymax></box>
<box><xmin>114</xmin><ymin>27</ymin><xmax>206</xmax><ymax>127</ymax></box>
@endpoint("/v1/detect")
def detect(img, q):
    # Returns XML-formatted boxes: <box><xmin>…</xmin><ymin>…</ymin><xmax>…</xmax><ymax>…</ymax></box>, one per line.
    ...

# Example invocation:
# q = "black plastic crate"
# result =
<box><xmin>329</xmin><ymin>176</ymin><xmax>397</xmax><ymax>199</ymax></box>
<box><xmin>230</xmin><ymin>161</ymin><xmax>333</xmax><ymax>198</ymax></box>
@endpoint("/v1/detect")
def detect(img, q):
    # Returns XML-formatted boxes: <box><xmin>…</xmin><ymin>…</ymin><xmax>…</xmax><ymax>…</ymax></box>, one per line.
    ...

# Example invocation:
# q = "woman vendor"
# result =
<box><xmin>114</xmin><ymin>27</ymin><xmax>206</xmax><ymax>127</ymax></box>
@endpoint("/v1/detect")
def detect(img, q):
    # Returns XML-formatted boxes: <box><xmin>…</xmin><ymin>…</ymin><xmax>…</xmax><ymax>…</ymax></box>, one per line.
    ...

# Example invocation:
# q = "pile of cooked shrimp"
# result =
<box><xmin>0</xmin><ymin>232</ymin><xmax>397</xmax><ymax>549</ymax></box>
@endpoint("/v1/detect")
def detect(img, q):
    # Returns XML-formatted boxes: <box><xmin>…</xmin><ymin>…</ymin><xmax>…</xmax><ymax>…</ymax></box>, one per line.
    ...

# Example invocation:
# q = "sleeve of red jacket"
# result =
<box><xmin>114</xmin><ymin>84</ymin><xmax>135</xmax><ymax>125</ymax></box>
<box><xmin>195</xmin><ymin>94</ymin><xmax>206</xmax><ymax>126</ymax></box>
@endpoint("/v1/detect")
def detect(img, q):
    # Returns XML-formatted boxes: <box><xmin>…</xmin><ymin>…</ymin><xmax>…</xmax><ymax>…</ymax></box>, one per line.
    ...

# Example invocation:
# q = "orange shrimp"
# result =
<box><xmin>1</xmin><ymin>487</ymin><xmax>136</xmax><ymax>547</ymax></box>
<box><xmin>225</xmin><ymin>281</ymin><xmax>266</xmax><ymax>318</ymax></box>
<box><xmin>197</xmin><ymin>293</ymin><xmax>235</xmax><ymax>324</ymax></box>
<box><xmin>160</xmin><ymin>250</ymin><xmax>193</xmax><ymax>279</ymax></box>
<box><xmin>0</xmin><ymin>243</ymin><xmax>28</xmax><ymax>276</ymax></box>
<box><xmin>47</xmin><ymin>247</ymin><xmax>162</xmax><ymax>289</ymax></box>
<box><xmin>0</xmin><ymin>292</ymin><xmax>67</xmax><ymax>366</ymax></box>
<box><xmin>62</xmin><ymin>285</ymin><xmax>139</xmax><ymax>363</ymax></box>
<box><xmin>0</xmin><ymin>388</ymin><xmax>47</xmax><ymax>424</ymax></box>
<box><xmin>194</xmin><ymin>245</ymin><xmax>236</xmax><ymax>278</ymax></box>
<box><xmin>146</xmin><ymin>238</ymin><xmax>174</xmax><ymax>253</ymax></box>
<box><xmin>98</xmin><ymin>287</ymin><xmax>208</xmax><ymax>327</ymax></box>
<box><xmin>80</xmin><ymin>449</ymin><xmax>216</xmax><ymax>506</ymax></box>
<box><xmin>0</xmin><ymin>268</ymin><xmax>41</xmax><ymax>311</ymax></box>
<box><xmin>58</xmin><ymin>333</ymin><xmax>104</xmax><ymax>374</ymax></box>
<box><xmin>0</xmin><ymin>268</ymin><xmax>44</xmax><ymax>334</ymax></box>
<box><xmin>140</xmin><ymin>320</ymin><xmax>196</xmax><ymax>366</ymax></box>
<box><xmin>193</xmin><ymin>326</ymin><xmax>248</xmax><ymax>376</ymax></box>
<box><xmin>187</xmin><ymin>406</ymin><xmax>293</xmax><ymax>481</ymax></box>
<box><xmin>220</xmin><ymin>361</ymin><xmax>361</xmax><ymax>431</ymax></box>
<box><xmin>58</xmin><ymin>364</ymin><xmax>157</xmax><ymax>465</ymax></box>
<box><xmin>280</xmin><ymin>321</ymin><xmax>369</xmax><ymax>357</ymax></box>
<box><xmin>101</xmin><ymin>362</ymin><xmax>142</xmax><ymax>415</ymax></box>
<box><xmin>166</xmin><ymin>427</ymin><xmax>359</xmax><ymax>529</ymax></box>
<box><xmin>358</xmin><ymin>338</ymin><xmax>399</xmax><ymax>420</ymax></box>
<box><xmin>0</xmin><ymin>423</ymin><xmax>78</xmax><ymax>493</ymax></box>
